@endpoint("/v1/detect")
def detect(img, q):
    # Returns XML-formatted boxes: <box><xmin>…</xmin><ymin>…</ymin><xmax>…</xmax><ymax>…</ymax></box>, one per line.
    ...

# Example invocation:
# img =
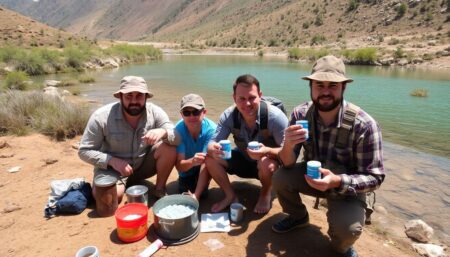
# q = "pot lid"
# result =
<box><xmin>94</xmin><ymin>175</ymin><xmax>117</xmax><ymax>187</ymax></box>
<box><xmin>126</xmin><ymin>185</ymin><xmax>148</xmax><ymax>196</ymax></box>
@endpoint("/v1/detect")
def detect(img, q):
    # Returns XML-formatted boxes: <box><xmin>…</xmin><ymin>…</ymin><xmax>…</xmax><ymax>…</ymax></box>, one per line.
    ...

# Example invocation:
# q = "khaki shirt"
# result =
<box><xmin>78</xmin><ymin>101</ymin><xmax>175</xmax><ymax>170</ymax></box>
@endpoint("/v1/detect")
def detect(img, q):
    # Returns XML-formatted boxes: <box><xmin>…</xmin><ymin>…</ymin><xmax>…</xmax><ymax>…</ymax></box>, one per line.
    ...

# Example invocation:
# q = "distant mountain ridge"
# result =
<box><xmin>1</xmin><ymin>0</ymin><xmax>449</xmax><ymax>47</ymax></box>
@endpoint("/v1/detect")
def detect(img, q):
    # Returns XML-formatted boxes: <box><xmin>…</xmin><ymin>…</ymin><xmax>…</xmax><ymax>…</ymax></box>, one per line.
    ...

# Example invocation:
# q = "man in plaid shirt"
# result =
<box><xmin>272</xmin><ymin>56</ymin><xmax>385</xmax><ymax>257</ymax></box>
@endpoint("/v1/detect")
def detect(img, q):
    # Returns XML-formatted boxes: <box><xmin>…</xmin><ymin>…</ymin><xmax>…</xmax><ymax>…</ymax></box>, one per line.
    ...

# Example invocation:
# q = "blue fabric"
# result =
<box><xmin>175</xmin><ymin>117</ymin><xmax>216</xmax><ymax>177</ymax></box>
<box><xmin>44</xmin><ymin>183</ymin><xmax>93</xmax><ymax>218</ymax></box>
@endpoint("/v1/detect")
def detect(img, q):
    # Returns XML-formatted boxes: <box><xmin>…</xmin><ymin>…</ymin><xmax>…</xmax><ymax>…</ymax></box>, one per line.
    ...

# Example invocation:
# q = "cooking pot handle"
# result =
<box><xmin>158</xmin><ymin>220</ymin><xmax>175</xmax><ymax>225</ymax></box>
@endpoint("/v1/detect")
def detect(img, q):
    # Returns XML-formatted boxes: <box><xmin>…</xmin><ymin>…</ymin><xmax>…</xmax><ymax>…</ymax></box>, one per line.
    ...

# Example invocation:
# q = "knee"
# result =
<box><xmin>272</xmin><ymin>167</ymin><xmax>290</xmax><ymax>191</ymax></box>
<box><xmin>329</xmin><ymin>222</ymin><xmax>363</xmax><ymax>253</ymax></box>
<box><xmin>155</xmin><ymin>142</ymin><xmax>176</xmax><ymax>160</ymax></box>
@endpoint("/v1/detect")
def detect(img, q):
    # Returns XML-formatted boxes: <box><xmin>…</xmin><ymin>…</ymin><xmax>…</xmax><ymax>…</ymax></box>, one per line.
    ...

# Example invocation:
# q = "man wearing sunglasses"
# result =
<box><xmin>78</xmin><ymin>76</ymin><xmax>177</xmax><ymax>216</ymax></box>
<box><xmin>206</xmin><ymin>74</ymin><xmax>289</xmax><ymax>214</ymax></box>
<box><xmin>174</xmin><ymin>94</ymin><xmax>216</xmax><ymax>199</ymax></box>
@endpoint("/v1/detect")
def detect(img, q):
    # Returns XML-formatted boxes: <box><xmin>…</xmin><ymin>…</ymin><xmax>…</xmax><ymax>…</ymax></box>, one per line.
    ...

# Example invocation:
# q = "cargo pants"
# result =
<box><xmin>272</xmin><ymin>162</ymin><xmax>366</xmax><ymax>254</ymax></box>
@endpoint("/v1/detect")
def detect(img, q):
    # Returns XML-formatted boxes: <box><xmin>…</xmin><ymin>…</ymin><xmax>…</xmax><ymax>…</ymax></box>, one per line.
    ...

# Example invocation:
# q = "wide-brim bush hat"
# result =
<box><xmin>113</xmin><ymin>76</ymin><xmax>153</xmax><ymax>98</ymax></box>
<box><xmin>302</xmin><ymin>55</ymin><xmax>353</xmax><ymax>83</ymax></box>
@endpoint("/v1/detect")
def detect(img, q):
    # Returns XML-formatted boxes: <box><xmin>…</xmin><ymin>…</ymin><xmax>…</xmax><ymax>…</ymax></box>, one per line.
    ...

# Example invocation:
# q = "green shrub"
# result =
<box><xmin>288</xmin><ymin>48</ymin><xmax>329</xmax><ymax>61</ymax></box>
<box><xmin>64</xmin><ymin>46</ymin><xmax>89</xmax><ymax>71</ymax></box>
<box><xmin>347</xmin><ymin>0</ymin><xmax>359</xmax><ymax>12</ymax></box>
<box><xmin>394</xmin><ymin>47</ymin><xmax>405</xmax><ymax>59</ymax></box>
<box><xmin>78</xmin><ymin>75</ymin><xmax>95</xmax><ymax>83</ymax></box>
<box><xmin>3</xmin><ymin>71</ymin><xmax>29</xmax><ymax>90</ymax></box>
<box><xmin>288</xmin><ymin>48</ymin><xmax>302</xmax><ymax>59</ymax></box>
<box><xmin>396</xmin><ymin>3</ymin><xmax>407</xmax><ymax>18</ymax></box>
<box><xmin>15</xmin><ymin>50</ymin><xmax>47</xmax><ymax>75</ymax></box>
<box><xmin>310</xmin><ymin>35</ymin><xmax>326</xmax><ymax>45</ymax></box>
<box><xmin>257</xmin><ymin>50</ymin><xmax>264</xmax><ymax>57</ymax></box>
<box><xmin>0</xmin><ymin>90</ymin><xmax>90</xmax><ymax>140</ymax></box>
<box><xmin>410</xmin><ymin>88</ymin><xmax>428</xmax><ymax>97</ymax></box>
<box><xmin>105</xmin><ymin>44</ymin><xmax>162</xmax><ymax>61</ymax></box>
<box><xmin>340</xmin><ymin>48</ymin><xmax>377</xmax><ymax>63</ymax></box>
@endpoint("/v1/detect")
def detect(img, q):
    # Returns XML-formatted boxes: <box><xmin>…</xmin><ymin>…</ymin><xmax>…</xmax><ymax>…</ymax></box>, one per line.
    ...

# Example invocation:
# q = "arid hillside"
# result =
<box><xmin>0</xmin><ymin>6</ymin><xmax>75</xmax><ymax>48</ymax></box>
<box><xmin>0</xmin><ymin>0</ymin><xmax>449</xmax><ymax>48</ymax></box>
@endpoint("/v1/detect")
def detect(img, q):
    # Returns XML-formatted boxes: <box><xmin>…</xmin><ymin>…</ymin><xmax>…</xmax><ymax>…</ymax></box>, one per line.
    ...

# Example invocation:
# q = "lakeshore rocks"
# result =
<box><xmin>44</xmin><ymin>80</ymin><xmax>61</xmax><ymax>87</ymax></box>
<box><xmin>405</xmin><ymin>219</ymin><xmax>434</xmax><ymax>243</ymax></box>
<box><xmin>43</xmin><ymin>86</ymin><xmax>61</xmax><ymax>98</ymax></box>
<box><xmin>412</xmin><ymin>243</ymin><xmax>446</xmax><ymax>257</ymax></box>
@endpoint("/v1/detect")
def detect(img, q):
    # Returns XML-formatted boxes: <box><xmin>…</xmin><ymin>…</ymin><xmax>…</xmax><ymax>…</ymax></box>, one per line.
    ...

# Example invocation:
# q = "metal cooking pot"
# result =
<box><xmin>152</xmin><ymin>194</ymin><xmax>199</xmax><ymax>240</ymax></box>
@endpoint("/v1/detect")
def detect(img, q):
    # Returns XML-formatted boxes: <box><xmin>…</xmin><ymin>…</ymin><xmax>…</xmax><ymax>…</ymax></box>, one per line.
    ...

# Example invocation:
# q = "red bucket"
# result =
<box><xmin>115</xmin><ymin>203</ymin><xmax>148</xmax><ymax>243</ymax></box>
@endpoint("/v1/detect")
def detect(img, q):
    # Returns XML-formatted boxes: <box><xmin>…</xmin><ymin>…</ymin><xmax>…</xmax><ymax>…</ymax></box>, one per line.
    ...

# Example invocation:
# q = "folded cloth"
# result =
<box><xmin>44</xmin><ymin>178</ymin><xmax>94</xmax><ymax>218</ymax></box>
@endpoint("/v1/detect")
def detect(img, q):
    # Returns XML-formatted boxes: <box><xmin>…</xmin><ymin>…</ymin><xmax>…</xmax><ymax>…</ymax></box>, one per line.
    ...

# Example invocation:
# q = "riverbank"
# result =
<box><xmin>0</xmin><ymin>134</ymin><xmax>420</xmax><ymax>257</ymax></box>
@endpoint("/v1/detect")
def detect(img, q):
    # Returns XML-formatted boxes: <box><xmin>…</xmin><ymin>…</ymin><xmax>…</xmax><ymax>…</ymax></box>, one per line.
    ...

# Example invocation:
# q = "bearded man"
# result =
<box><xmin>78</xmin><ymin>76</ymin><xmax>176</xmax><ymax>216</ymax></box>
<box><xmin>271</xmin><ymin>56</ymin><xmax>385</xmax><ymax>257</ymax></box>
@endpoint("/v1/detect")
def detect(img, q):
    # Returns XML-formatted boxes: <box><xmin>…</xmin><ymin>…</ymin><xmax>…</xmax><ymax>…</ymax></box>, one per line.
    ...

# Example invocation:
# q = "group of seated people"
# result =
<box><xmin>78</xmin><ymin>55</ymin><xmax>385</xmax><ymax>257</ymax></box>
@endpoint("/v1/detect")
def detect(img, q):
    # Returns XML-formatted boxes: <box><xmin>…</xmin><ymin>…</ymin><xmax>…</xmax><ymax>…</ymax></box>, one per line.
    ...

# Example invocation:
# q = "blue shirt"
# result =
<box><xmin>175</xmin><ymin>117</ymin><xmax>217</xmax><ymax>177</ymax></box>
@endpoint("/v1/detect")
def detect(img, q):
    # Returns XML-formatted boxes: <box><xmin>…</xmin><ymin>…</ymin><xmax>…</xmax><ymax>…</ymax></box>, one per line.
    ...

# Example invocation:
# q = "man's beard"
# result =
<box><xmin>312</xmin><ymin>95</ymin><xmax>342</xmax><ymax>112</ymax></box>
<box><xmin>123</xmin><ymin>103</ymin><xmax>146</xmax><ymax>116</ymax></box>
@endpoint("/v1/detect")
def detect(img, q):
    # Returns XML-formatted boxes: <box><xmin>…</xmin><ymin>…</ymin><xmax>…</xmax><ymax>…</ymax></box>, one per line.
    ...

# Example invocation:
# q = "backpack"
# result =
<box><xmin>231</xmin><ymin>96</ymin><xmax>287</xmax><ymax>150</ymax></box>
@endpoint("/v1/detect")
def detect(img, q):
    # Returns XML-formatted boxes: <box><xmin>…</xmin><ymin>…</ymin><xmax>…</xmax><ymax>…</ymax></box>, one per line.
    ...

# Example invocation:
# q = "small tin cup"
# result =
<box><xmin>296</xmin><ymin>120</ymin><xmax>309</xmax><ymax>140</ymax></box>
<box><xmin>247</xmin><ymin>141</ymin><xmax>259</xmax><ymax>150</ymax></box>
<box><xmin>230</xmin><ymin>203</ymin><xmax>245</xmax><ymax>223</ymax></box>
<box><xmin>306</xmin><ymin>160</ymin><xmax>321</xmax><ymax>179</ymax></box>
<box><xmin>75</xmin><ymin>245</ymin><xmax>99</xmax><ymax>257</ymax></box>
<box><xmin>126</xmin><ymin>185</ymin><xmax>148</xmax><ymax>206</ymax></box>
<box><xmin>219</xmin><ymin>140</ymin><xmax>232</xmax><ymax>160</ymax></box>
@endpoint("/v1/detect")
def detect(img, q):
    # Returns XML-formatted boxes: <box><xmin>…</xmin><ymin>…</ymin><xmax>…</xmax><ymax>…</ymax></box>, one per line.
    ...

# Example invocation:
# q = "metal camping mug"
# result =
<box><xmin>230</xmin><ymin>203</ymin><xmax>245</xmax><ymax>223</ymax></box>
<box><xmin>93</xmin><ymin>175</ymin><xmax>118</xmax><ymax>217</ymax></box>
<box><xmin>126</xmin><ymin>185</ymin><xmax>148</xmax><ymax>206</ymax></box>
<box><xmin>306</xmin><ymin>160</ymin><xmax>321</xmax><ymax>179</ymax></box>
<box><xmin>296</xmin><ymin>120</ymin><xmax>309</xmax><ymax>140</ymax></box>
<box><xmin>75</xmin><ymin>245</ymin><xmax>99</xmax><ymax>257</ymax></box>
<box><xmin>219</xmin><ymin>140</ymin><xmax>232</xmax><ymax>160</ymax></box>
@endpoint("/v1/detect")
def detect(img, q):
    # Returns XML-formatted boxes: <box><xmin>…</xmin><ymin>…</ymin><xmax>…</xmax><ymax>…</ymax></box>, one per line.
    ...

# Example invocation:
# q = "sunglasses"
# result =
<box><xmin>182</xmin><ymin>109</ymin><xmax>203</xmax><ymax>117</ymax></box>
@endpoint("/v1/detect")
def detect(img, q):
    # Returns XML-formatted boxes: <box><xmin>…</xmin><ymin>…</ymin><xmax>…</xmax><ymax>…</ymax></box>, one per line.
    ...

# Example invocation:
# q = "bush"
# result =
<box><xmin>340</xmin><ymin>48</ymin><xmax>377</xmax><ymax>63</ymax></box>
<box><xmin>347</xmin><ymin>0</ymin><xmax>359</xmax><ymax>12</ymax></box>
<box><xmin>3</xmin><ymin>71</ymin><xmax>29</xmax><ymax>90</ymax></box>
<box><xmin>0</xmin><ymin>90</ymin><xmax>90</xmax><ymax>139</ymax></box>
<box><xmin>105</xmin><ymin>44</ymin><xmax>162</xmax><ymax>61</ymax></box>
<box><xmin>63</xmin><ymin>46</ymin><xmax>89</xmax><ymax>71</ymax></box>
<box><xmin>410</xmin><ymin>88</ymin><xmax>428</xmax><ymax>97</ymax></box>
<box><xmin>396</xmin><ymin>3</ymin><xmax>407</xmax><ymax>18</ymax></box>
<box><xmin>78</xmin><ymin>75</ymin><xmax>95</xmax><ymax>83</ymax></box>
<box><xmin>310</xmin><ymin>35</ymin><xmax>326</xmax><ymax>45</ymax></box>
<box><xmin>394</xmin><ymin>47</ymin><xmax>405</xmax><ymax>59</ymax></box>
<box><xmin>288</xmin><ymin>48</ymin><xmax>329</xmax><ymax>61</ymax></box>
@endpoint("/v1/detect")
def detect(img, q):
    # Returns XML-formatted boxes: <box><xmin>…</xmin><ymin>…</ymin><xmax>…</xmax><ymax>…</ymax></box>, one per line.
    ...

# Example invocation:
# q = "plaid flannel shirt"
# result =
<box><xmin>290</xmin><ymin>100</ymin><xmax>385</xmax><ymax>196</ymax></box>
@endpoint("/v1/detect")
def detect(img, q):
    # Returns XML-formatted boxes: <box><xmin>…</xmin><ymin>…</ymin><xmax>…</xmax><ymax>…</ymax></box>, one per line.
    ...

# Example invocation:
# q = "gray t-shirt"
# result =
<box><xmin>211</xmin><ymin>103</ymin><xmax>288</xmax><ymax>151</ymax></box>
<box><xmin>78</xmin><ymin>101</ymin><xmax>174</xmax><ymax>170</ymax></box>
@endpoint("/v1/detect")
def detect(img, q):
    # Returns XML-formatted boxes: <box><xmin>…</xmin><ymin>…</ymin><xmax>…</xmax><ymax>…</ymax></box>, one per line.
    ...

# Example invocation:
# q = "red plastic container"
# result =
<box><xmin>115</xmin><ymin>203</ymin><xmax>148</xmax><ymax>243</ymax></box>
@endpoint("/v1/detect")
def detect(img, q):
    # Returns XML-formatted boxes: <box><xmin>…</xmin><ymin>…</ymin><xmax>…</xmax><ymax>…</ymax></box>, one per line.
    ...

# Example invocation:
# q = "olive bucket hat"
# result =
<box><xmin>302</xmin><ymin>55</ymin><xmax>353</xmax><ymax>83</ymax></box>
<box><xmin>113</xmin><ymin>76</ymin><xmax>153</xmax><ymax>98</ymax></box>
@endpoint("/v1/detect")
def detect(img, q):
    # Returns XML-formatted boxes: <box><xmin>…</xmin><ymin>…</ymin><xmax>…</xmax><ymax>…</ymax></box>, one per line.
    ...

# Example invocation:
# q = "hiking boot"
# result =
<box><xmin>271</xmin><ymin>214</ymin><xmax>309</xmax><ymax>233</ymax></box>
<box><xmin>343</xmin><ymin>247</ymin><xmax>358</xmax><ymax>257</ymax></box>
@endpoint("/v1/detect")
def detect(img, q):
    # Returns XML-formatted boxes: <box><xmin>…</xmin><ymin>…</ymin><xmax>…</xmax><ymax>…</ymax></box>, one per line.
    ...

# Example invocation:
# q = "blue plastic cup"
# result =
<box><xmin>219</xmin><ymin>140</ymin><xmax>231</xmax><ymax>160</ymax></box>
<box><xmin>296</xmin><ymin>120</ymin><xmax>309</xmax><ymax>140</ymax></box>
<box><xmin>306</xmin><ymin>160</ymin><xmax>321</xmax><ymax>179</ymax></box>
<box><xmin>247</xmin><ymin>141</ymin><xmax>259</xmax><ymax>150</ymax></box>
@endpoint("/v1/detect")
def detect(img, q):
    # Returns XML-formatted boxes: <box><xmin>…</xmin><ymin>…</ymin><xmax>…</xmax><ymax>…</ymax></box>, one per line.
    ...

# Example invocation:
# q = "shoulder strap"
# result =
<box><xmin>260</xmin><ymin>101</ymin><xmax>270</xmax><ymax>140</ymax></box>
<box><xmin>232</xmin><ymin>105</ymin><xmax>240</xmax><ymax>136</ymax></box>
<box><xmin>335</xmin><ymin>102</ymin><xmax>360</xmax><ymax>149</ymax></box>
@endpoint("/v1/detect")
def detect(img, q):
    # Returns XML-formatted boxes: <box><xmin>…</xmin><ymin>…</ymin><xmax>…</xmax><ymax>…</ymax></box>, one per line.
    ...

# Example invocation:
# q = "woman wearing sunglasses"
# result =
<box><xmin>174</xmin><ymin>94</ymin><xmax>217</xmax><ymax>199</ymax></box>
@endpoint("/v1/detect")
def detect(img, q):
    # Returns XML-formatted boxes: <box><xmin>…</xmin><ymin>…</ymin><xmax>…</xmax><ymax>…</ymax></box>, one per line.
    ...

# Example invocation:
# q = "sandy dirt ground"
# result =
<box><xmin>0</xmin><ymin>134</ymin><xmax>420</xmax><ymax>257</ymax></box>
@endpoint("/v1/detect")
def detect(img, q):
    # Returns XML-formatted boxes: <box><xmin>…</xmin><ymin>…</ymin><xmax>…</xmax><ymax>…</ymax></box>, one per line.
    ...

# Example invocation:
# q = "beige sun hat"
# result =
<box><xmin>113</xmin><ymin>76</ymin><xmax>153</xmax><ymax>98</ymax></box>
<box><xmin>302</xmin><ymin>55</ymin><xmax>353</xmax><ymax>83</ymax></box>
<box><xmin>180</xmin><ymin>94</ymin><xmax>205</xmax><ymax>111</ymax></box>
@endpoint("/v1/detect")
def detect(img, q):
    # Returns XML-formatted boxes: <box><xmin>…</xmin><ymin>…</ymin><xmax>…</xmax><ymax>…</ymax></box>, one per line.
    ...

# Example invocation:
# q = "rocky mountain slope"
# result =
<box><xmin>1</xmin><ymin>0</ymin><xmax>448</xmax><ymax>48</ymax></box>
<box><xmin>0</xmin><ymin>6</ymin><xmax>75</xmax><ymax>48</ymax></box>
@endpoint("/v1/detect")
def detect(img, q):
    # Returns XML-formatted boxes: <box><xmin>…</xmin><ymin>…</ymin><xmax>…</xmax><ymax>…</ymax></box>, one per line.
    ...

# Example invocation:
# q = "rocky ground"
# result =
<box><xmin>0</xmin><ymin>134</ymin><xmax>423</xmax><ymax>257</ymax></box>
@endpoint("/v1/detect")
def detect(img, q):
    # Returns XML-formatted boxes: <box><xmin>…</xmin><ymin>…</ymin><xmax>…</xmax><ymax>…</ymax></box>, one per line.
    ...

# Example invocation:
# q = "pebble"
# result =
<box><xmin>157</xmin><ymin>204</ymin><xmax>196</xmax><ymax>219</ymax></box>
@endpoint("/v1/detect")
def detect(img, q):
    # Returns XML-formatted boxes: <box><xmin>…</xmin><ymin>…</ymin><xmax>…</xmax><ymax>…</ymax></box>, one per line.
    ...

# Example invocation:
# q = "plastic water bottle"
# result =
<box><xmin>136</xmin><ymin>239</ymin><xmax>163</xmax><ymax>257</ymax></box>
